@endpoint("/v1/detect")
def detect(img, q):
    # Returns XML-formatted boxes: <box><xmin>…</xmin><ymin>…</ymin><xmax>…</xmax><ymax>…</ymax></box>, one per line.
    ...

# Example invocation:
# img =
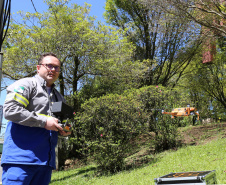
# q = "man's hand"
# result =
<box><xmin>45</xmin><ymin>117</ymin><xmax>63</xmax><ymax>131</ymax></box>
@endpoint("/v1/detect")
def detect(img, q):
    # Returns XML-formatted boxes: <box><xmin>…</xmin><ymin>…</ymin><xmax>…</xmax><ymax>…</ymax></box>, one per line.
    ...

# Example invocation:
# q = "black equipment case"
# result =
<box><xmin>154</xmin><ymin>170</ymin><xmax>216</xmax><ymax>185</ymax></box>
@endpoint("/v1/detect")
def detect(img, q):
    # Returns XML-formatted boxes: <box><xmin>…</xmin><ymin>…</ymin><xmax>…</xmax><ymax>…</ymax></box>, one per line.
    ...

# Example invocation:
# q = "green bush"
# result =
<box><xmin>137</xmin><ymin>85</ymin><xmax>182</xmax><ymax>152</ymax></box>
<box><xmin>71</xmin><ymin>85</ymin><xmax>194</xmax><ymax>172</ymax></box>
<box><xmin>73</xmin><ymin>93</ymin><xmax>148</xmax><ymax>173</ymax></box>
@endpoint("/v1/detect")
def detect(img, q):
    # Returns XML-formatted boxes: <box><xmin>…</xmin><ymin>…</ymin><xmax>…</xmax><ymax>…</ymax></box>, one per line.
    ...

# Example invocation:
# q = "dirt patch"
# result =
<box><xmin>179</xmin><ymin>122</ymin><xmax>226</xmax><ymax>146</ymax></box>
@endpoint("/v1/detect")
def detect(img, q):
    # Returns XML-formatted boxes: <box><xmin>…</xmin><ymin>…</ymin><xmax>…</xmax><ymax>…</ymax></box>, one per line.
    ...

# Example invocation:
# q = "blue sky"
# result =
<box><xmin>11</xmin><ymin>0</ymin><xmax>107</xmax><ymax>21</ymax></box>
<box><xmin>0</xmin><ymin>0</ymin><xmax>107</xmax><ymax>126</ymax></box>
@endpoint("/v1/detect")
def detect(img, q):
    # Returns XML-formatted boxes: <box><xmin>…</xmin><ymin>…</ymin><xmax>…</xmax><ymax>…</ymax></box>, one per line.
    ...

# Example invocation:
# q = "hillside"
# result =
<box><xmin>51</xmin><ymin>122</ymin><xmax>226</xmax><ymax>184</ymax></box>
<box><xmin>180</xmin><ymin>122</ymin><xmax>226</xmax><ymax>145</ymax></box>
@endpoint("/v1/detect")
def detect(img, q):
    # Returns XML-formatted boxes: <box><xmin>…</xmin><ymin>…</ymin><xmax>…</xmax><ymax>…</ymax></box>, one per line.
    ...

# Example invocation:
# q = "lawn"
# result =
<box><xmin>51</xmin><ymin>123</ymin><xmax>226</xmax><ymax>184</ymax></box>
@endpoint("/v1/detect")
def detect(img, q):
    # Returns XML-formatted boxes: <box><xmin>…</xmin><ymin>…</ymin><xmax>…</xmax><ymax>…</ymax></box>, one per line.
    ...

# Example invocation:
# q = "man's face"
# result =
<box><xmin>37</xmin><ymin>56</ymin><xmax>61</xmax><ymax>87</ymax></box>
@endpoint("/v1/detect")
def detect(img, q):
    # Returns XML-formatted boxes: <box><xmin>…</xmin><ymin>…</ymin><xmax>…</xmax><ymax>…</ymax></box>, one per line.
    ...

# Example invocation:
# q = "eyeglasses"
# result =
<box><xmin>40</xmin><ymin>64</ymin><xmax>61</xmax><ymax>72</ymax></box>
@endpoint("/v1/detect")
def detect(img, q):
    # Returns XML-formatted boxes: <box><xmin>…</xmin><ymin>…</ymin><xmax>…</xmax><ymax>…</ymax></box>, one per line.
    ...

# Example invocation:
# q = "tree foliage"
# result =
<box><xmin>160</xmin><ymin>0</ymin><xmax>226</xmax><ymax>37</ymax></box>
<box><xmin>2</xmin><ymin>0</ymin><xmax>146</xmax><ymax>110</ymax></box>
<box><xmin>175</xmin><ymin>40</ymin><xmax>226</xmax><ymax>120</ymax></box>
<box><xmin>104</xmin><ymin>0</ymin><xmax>202</xmax><ymax>87</ymax></box>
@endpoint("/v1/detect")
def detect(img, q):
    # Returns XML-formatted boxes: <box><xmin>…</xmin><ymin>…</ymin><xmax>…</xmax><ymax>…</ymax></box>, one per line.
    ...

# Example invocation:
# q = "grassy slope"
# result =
<box><xmin>51</xmin><ymin>123</ymin><xmax>226</xmax><ymax>185</ymax></box>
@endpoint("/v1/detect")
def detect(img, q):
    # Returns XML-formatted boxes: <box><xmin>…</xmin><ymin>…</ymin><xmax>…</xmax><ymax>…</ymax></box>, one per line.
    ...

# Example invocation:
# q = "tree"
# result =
<box><xmin>2</xmin><ymin>0</ymin><xmax>142</xmax><ymax>111</ymax></box>
<box><xmin>160</xmin><ymin>0</ymin><xmax>226</xmax><ymax>37</ymax></box>
<box><xmin>177</xmin><ymin>44</ymin><xmax>226</xmax><ymax>120</ymax></box>
<box><xmin>104</xmin><ymin>0</ymin><xmax>202</xmax><ymax>87</ymax></box>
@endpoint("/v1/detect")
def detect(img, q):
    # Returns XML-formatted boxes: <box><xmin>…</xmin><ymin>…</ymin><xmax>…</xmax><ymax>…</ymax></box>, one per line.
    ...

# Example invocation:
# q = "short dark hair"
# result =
<box><xmin>38</xmin><ymin>52</ymin><xmax>60</xmax><ymax>65</ymax></box>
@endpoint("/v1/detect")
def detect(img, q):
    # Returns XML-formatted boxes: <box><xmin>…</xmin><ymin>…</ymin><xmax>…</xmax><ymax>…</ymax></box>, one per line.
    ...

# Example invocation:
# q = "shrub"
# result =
<box><xmin>137</xmin><ymin>85</ymin><xmax>182</xmax><ymax>152</ymax></box>
<box><xmin>71</xmin><ymin>85</ymin><xmax>193</xmax><ymax>172</ymax></box>
<box><xmin>73</xmin><ymin>93</ymin><xmax>148</xmax><ymax>173</ymax></box>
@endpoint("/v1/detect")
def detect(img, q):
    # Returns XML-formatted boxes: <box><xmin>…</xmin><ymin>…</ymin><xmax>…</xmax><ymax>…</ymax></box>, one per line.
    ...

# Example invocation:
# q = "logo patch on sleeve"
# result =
<box><xmin>14</xmin><ymin>86</ymin><xmax>25</xmax><ymax>93</ymax></box>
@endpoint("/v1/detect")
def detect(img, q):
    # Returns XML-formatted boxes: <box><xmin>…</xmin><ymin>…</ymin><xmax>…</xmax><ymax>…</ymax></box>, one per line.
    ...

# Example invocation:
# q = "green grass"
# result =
<box><xmin>51</xmin><ymin>138</ymin><xmax>226</xmax><ymax>185</ymax></box>
<box><xmin>51</xmin><ymin>135</ymin><xmax>226</xmax><ymax>184</ymax></box>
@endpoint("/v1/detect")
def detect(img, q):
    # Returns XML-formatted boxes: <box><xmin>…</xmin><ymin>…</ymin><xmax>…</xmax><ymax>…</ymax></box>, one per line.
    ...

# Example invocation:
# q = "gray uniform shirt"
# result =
<box><xmin>3</xmin><ymin>74</ymin><xmax>65</xmax><ymax>127</ymax></box>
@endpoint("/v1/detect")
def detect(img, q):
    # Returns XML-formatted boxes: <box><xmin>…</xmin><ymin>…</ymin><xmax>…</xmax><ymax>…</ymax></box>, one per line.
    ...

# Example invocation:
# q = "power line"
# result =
<box><xmin>31</xmin><ymin>0</ymin><xmax>37</xmax><ymax>12</ymax></box>
<box><xmin>0</xmin><ymin>0</ymin><xmax>11</xmax><ymax>49</ymax></box>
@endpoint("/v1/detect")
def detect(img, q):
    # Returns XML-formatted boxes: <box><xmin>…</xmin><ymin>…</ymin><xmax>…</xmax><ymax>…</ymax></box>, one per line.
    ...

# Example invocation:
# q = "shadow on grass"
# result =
<box><xmin>125</xmin><ymin>155</ymin><xmax>159</xmax><ymax>171</ymax></box>
<box><xmin>94</xmin><ymin>155</ymin><xmax>159</xmax><ymax>177</ymax></box>
<box><xmin>50</xmin><ymin>156</ymin><xmax>160</xmax><ymax>185</ymax></box>
<box><xmin>50</xmin><ymin>166</ymin><xmax>97</xmax><ymax>184</ymax></box>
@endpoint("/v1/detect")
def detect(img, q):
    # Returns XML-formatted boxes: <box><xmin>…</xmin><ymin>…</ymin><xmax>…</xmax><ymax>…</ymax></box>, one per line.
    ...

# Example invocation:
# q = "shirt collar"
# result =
<box><xmin>35</xmin><ymin>74</ymin><xmax>55</xmax><ymax>88</ymax></box>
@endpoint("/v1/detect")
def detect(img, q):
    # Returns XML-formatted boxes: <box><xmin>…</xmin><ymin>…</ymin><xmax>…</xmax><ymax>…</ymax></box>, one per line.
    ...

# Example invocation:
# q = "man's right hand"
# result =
<box><xmin>44</xmin><ymin>117</ymin><xmax>63</xmax><ymax>131</ymax></box>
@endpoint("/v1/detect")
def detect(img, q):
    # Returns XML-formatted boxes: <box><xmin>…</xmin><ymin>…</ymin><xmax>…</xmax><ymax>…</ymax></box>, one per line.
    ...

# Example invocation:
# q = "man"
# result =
<box><xmin>1</xmin><ymin>52</ymin><xmax>70</xmax><ymax>185</ymax></box>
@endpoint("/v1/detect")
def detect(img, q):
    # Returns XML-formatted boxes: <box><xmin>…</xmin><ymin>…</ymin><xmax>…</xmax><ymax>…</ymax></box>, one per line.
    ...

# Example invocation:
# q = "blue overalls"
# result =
<box><xmin>1</xmin><ymin>75</ymin><xmax>65</xmax><ymax>185</ymax></box>
<box><xmin>1</xmin><ymin>121</ymin><xmax>58</xmax><ymax>185</ymax></box>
